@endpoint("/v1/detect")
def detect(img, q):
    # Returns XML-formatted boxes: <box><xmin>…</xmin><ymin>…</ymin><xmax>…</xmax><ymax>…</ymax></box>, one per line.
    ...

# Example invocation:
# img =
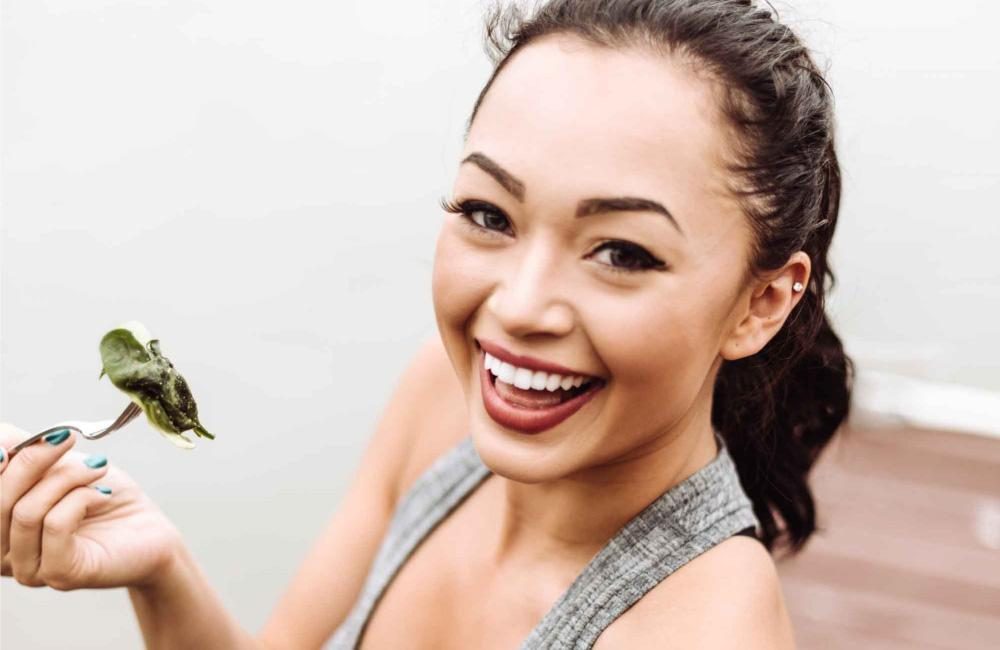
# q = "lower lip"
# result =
<box><xmin>478</xmin><ymin>350</ymin><xmax>604</xmax><ymax>435</ymax></box>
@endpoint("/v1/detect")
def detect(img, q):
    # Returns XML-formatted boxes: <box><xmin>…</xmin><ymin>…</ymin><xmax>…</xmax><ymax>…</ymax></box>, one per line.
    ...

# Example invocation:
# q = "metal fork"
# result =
<box><xmin>6</xmin><ymin>403</ymin><xmax>144</xmax><ymax>459</ymax></box>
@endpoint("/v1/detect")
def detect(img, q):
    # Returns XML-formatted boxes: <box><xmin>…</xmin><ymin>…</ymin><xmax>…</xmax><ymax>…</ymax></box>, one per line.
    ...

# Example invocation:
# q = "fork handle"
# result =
<box><xmin>6</xmin><ymin>426</ymin><xmax>82</xmax><ymax>458</ymax></box>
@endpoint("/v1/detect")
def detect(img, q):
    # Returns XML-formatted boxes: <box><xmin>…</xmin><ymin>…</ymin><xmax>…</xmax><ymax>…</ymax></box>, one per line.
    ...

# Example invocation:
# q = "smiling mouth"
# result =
<box><xmin>477</xmin><ymin>346</ymin><xmax>605</xmax><ymax>434</ymax></box>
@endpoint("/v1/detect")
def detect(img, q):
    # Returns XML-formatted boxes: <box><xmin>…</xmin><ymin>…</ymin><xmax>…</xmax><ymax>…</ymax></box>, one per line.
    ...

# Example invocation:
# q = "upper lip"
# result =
<box><xmin>477</xmin><ymin>338</ymin><xmax>601</xmax><ymax>379</ymax></box>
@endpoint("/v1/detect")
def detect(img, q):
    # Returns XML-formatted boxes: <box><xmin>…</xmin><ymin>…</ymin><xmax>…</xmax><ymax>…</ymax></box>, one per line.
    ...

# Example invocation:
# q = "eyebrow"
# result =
<box><xmin>461</xmin><ymin>152</ymin><xmax>684</xmax><ymax>236</ymax></box>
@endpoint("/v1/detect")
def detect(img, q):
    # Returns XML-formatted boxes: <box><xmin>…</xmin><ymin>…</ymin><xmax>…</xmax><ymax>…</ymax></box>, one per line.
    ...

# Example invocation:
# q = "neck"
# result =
<box><xmin>483</xmin><ymin>418</ymin><xmax>720</xmax><ymax>570</ymax></box>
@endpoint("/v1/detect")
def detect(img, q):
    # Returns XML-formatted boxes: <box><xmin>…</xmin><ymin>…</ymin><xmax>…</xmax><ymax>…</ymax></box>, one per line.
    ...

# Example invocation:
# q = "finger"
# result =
<box><xmin>38</xmin><ymin>484</ymin><xmax>114</xmax><ymax>591</ymax></box>
<box><xmin>6</xmin><ymin>453</ymin><xmax>109</xmax><ymax>587</ymax></box>
<box><xmin>0</xmin><ymin>422</ymin><xmax>30</xmax><ymax>449</ymax></box>
<box><xmin>0</xmin><ymin>420</ymin><xmax>28</xmax><ymax>475</ymax></box>
<box><xmin>1</xmin><ymin>428</ymin><xmax>77</xmax><ymax>562</ymax></box>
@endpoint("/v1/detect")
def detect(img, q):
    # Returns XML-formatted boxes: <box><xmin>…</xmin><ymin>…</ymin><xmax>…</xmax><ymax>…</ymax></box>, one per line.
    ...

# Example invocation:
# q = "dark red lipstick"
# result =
<box><xmin>478</xmin><ymin>347</ymin><xmax>604</xmax><ymax>434</ymax></box>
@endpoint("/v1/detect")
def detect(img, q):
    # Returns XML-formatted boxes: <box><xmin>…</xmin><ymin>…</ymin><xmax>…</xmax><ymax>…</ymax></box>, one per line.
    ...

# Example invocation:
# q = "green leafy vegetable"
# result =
<box><xmin>99</xmin><ymin>321</ymin><xmax>214</xmax><ymax>449</ymax></box>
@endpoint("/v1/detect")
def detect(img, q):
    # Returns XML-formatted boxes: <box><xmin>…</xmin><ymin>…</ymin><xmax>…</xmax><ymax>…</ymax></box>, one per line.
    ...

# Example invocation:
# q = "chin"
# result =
<box><xmin>466</xmin><ymin>411</ymin><xmax>587</xmax><ymax>484</ymax></box>
<box><xmin>469</xmin><ymin>427</ymin><xmax>551</xmax><ymax>484</ymax></box>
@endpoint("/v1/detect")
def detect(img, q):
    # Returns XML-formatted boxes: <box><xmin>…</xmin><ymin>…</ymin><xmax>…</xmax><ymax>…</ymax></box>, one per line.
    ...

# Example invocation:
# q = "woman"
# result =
<box><xmin>0</xmin><ymin>0</ymin><xmax>851</xmax><ymax>647</ymax></box>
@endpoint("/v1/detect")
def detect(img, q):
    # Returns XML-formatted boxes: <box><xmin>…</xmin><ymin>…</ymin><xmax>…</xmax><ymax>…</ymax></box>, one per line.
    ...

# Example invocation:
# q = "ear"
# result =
<box><xmin>720</xmin><ymin>252</ymin><xmax>811</xmax><ymax>361</ymax></box>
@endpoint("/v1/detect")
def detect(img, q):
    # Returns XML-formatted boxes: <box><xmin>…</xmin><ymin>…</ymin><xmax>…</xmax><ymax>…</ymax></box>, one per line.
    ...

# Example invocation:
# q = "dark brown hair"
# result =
<box><xmin>466</xmin><ymin>0</ymin><xmax>853</xmax><ymax>556</ymax></box>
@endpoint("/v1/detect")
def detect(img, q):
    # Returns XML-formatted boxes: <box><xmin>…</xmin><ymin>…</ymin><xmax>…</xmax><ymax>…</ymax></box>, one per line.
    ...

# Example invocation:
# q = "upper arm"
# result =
<box><xmin>596</xmin><ymin>537</ymin><xmax>796</xmax><ymax>649</ymax></box>
<box><xmin>258</xmin><ymin>335</ymin><xmax>464</xmax><ymax>650</ymax></box>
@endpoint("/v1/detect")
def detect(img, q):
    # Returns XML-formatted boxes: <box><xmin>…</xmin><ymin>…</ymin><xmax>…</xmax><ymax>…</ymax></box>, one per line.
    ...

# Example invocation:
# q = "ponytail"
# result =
<box><xmin>714</xmin><ymin>306</ymin><xmax>853</xmax><ymax>554</ymax></box>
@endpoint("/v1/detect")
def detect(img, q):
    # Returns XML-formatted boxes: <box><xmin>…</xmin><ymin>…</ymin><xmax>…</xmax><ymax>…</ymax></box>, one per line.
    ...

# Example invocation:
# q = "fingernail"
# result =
<box><xmin>83</xmin><ymin>454</ymin><xmax>108</xmax><ymax>469</ymax></box>
<box><xmin>43</xmin><ymin>429</ymin><xmax>71</xmax><ymax>445</ymax></box>
<box><xmin>93</xmin><ymin>485</ymin><xmax>112</xmax><ymax>495</ymax></box>
<box><xmin>0</xmin><ymin>447</ymin><xmax>6</xmax><ymax>463</ymax></box>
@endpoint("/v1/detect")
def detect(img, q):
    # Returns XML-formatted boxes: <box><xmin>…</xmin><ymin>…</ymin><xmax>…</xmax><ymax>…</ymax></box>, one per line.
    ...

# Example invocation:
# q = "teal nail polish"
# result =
<box><xmin>0</xmin><ymin>448</ymin><xmax>5</xmax><ymax>462</ymax></box>
<box><xmin>93</xmin><ymin>485</ymin><xmax>112</xmax><ymax>495</ymax></box>
<box><xmin>43</xmin><ymin>429</ymin><xmax>71</xmax><ymax>445</ymax></box>
<box><xmin>83</xmin><ymin>454</ymin><xmax>108</xmax><ymax>469</ymax></box>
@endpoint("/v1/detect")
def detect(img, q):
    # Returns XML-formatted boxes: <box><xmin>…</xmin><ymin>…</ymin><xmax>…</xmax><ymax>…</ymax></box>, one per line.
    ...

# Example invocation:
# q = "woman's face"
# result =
<box><xmin>432</xmin><ymin>35</ymin><xmax>759</xmax><ymax>481</ymax></box>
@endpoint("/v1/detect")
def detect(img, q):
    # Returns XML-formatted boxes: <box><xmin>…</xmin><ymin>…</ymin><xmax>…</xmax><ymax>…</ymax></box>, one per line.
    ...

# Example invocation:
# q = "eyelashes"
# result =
<box><xmin>440</xmin><ymin>197</ymin><xmax>513</xmax><ymax>237</ymax></box>
<box><xmin>439</xmin><ymin>196</ymin><xmax>668</xmax><ymax>274</ymax></box>
<box><xmin>591</xmin><ymin>240</ymin><xmax>668</xmax><ymax>273</ymax></box>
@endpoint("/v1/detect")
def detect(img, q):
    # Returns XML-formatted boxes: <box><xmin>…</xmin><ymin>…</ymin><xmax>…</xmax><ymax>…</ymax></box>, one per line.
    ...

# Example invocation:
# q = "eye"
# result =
<box><xmin>439</xmin><ymin>197</ymin><xmax>513</xmax><ymax>236</ymax></box>
<box><xmin>589</xmin><ymin>240</ymin><xmax>667</xmax><ymax>274</ymax></box>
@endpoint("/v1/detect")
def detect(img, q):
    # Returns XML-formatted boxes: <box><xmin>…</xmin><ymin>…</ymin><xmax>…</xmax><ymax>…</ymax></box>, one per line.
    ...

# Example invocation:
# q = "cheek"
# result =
<box><xmin>431</xmin><ymin>228</ymin><xmax>493</xmax><ymax>349</ymax></box>
<box><xmin>584</xmin><ymin>288</ymin><xmax>721</xmax><ymax>400</ymax></box>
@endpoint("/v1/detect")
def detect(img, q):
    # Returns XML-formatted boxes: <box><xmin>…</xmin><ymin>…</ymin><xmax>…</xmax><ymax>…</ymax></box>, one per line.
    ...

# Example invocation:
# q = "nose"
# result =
<box><xmin>486</xmin><ymin>241</ymin><xmax>575</xmax><ymax>338</ymax></box>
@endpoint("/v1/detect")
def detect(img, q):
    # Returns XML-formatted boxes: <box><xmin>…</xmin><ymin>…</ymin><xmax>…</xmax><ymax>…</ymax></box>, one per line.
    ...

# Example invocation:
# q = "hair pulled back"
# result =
<box><xmin>468</xmin><ymin>0</ymin><xmax>854</xmax><ymax>555</ymax></box>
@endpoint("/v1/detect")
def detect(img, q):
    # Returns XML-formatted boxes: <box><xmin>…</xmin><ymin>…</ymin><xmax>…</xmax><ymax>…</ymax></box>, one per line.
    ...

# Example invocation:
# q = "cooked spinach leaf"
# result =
<box><xmin>99</xmin><ymin>322</ymin><xmax>214</xmax><ymax>449</ymax></box>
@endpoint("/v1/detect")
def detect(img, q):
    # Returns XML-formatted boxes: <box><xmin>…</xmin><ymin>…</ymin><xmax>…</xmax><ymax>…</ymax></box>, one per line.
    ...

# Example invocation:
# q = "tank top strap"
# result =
<box><xmin>519</xmin><ymin>431</ymin><xmax>759</xmax><ymax>649</ymax></box>
<box><xmin>326</xmin><ymin>436</ymin><xmax>489</xmax><ymax>649</ymax></box>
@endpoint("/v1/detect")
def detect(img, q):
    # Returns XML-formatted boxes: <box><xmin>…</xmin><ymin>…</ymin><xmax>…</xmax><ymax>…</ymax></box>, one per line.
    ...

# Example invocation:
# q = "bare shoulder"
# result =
<box><xmin>594</xmin><ymin>536</ymin><xmax>796</xmax><ymax>650</ymax></box>
<box><xmin>391</xmin><ymin>334</ymin><xmax>470</xmax><ymax>503</ymax></box>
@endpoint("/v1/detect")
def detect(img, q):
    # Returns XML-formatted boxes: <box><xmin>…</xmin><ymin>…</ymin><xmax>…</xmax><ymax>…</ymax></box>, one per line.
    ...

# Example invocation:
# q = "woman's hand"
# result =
<box><xmin>1</xmin><ymin>422</ymin><xmax>183</xmax><ymax>591</ymax></box>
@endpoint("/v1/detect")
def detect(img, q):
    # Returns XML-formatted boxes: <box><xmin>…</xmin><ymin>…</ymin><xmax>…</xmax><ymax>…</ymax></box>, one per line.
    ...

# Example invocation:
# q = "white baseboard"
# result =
<box><xmin>848</xmin><ymin>368</ymin><xmax>1000</xmax><ymax>439</ymax></box>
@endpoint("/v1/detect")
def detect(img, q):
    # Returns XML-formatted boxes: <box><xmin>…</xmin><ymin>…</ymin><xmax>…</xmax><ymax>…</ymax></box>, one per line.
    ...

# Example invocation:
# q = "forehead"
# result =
<box><xmin>464</xmin><ymin>35</ymin><xmax>741</xmax><ymax>231</ymax></box>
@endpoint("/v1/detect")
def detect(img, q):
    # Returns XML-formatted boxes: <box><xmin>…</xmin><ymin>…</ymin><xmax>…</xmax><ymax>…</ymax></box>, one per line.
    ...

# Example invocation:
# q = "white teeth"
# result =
<box><xmin>513</xmin><ymin>368</ymin><xmax>533</xmax><ymax>390</ymax></box>
<box><xmin>497</xmin><ymin>361</ymin><xmax>516</xmax><ymax>384</ymax></box>
<box><xmin>483</xmin><ymin>351</ymin><xmax>593</xmax><ymax>392</ymax></box>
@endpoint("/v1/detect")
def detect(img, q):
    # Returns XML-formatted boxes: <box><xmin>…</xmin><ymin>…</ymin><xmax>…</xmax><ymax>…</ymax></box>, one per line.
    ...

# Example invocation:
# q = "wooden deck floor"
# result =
<box><xmin>775</xmin><ymin>426</ymin><xmax>1000</xmax><ymax>649</ymax></box>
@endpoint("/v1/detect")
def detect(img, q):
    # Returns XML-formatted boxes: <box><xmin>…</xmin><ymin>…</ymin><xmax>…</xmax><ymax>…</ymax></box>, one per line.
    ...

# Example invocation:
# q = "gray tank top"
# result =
<box><xmin>326</xmin><ymin>431</ymin><xmax>760</xmax><ymax>649</ymax></box>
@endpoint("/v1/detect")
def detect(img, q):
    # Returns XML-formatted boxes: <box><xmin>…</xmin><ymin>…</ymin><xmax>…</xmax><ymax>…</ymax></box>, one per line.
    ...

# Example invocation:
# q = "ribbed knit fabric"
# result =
<box><xmin>327</xmin><ymin>431</ymin><xmax>760</xmax><ymax>649</ymax></box>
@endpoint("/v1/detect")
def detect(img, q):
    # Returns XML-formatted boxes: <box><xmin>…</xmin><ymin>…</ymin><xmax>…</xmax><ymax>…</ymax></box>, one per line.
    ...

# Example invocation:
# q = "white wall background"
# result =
<box><xmin>1</xmin><ymin>1</ymin><xmax>997</xmax><ymax>647</ymax></box>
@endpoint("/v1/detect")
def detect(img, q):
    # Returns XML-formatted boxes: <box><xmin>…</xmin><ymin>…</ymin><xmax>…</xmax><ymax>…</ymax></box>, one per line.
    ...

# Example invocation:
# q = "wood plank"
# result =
<box><xmin>835</xmin><ymin>426</ymin><xmax>1000</xmax><ymax>466</ymax></box>
<box><xmin>782</xmin><ymin>578</ymin><xmax>1000</xmax><ymax>649</ymax></box>
<box><xmin>807</xmin><ymin>471</ymin><xmax>999</xmax><ymax>552</ymax></box>
<box><xmin>793</xmin><ymin>523</ymin><xmax>1000</xmax><ymax>590</ymax></box>
<box><xmin>778</xmin><ymin>550</ymin><xmax>1000</xmax><ymax>618</ymax></box>
<box><xmin>793</xmin><ymin>617</ymin><xmax>948</xmax><ymax>650</ymax></box>
<box><xmin>819</xmin><ymin>428</ymin><xmax>1000</xmax><ymax>494</ymax></box>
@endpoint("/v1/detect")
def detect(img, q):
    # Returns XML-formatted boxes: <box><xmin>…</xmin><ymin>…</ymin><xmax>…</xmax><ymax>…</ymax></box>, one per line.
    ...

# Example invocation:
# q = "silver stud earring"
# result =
<box><xmin>792</xmin><ymin>281</ymin><xmax>804</xmax><ymax>293</ymax></box>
